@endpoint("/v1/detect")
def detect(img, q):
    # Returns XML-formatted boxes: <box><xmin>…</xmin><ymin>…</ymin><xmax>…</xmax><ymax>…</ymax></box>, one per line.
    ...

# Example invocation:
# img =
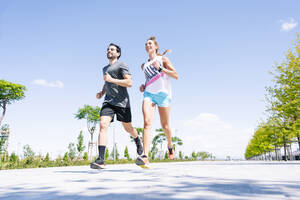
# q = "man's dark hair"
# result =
<box><xmin>108</xmin><ymin>43</ymin><xmax>121</xmax><ymax>59</ymax></box>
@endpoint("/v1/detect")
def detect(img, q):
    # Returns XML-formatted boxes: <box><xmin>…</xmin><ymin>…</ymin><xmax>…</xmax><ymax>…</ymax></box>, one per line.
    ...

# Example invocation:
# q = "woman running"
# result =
<box><xmin>136</xmin><ymin>36</ymin><xmax>178</xmax><ymax>168</ymax></box>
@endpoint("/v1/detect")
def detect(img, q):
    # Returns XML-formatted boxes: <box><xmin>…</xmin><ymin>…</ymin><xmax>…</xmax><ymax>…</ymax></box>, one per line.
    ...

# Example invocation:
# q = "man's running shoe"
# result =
<box><xmin>136</xmin><ymin>155</ymin><xmax>150</xmax><ymax>169</ymax></box>
<box><xmin>134</xmin><ymin>137</ymin><xmax>143</xmax><ymax>156</ymax></box>
<box><xmin>168</xmin><ymin>147</ymin><xmax>175</xmax><ymax>160</ymax></box>
<box><xmin>90</xmin><ymin>157</ymin><xmax>106</xmax><ymax>169</ymax></box>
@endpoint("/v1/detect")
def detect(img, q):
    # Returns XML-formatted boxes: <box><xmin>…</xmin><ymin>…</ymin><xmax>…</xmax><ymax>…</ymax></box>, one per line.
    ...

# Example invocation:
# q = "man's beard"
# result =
<box><xmin>107</xmin><ymin>53</ymin><xmax>116</xmax><ymax>59</ymax></box>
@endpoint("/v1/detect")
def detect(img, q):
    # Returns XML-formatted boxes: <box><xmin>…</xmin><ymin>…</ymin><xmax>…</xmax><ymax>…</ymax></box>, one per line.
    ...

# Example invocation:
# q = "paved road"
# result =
<box><xmin>1</xmin><ymin>161</ymin><xmax>300</xmax><ymax>200</ymax></box>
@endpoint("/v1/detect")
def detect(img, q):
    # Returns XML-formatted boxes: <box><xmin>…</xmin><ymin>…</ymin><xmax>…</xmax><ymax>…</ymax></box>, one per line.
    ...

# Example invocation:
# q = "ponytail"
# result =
<box><xmin>160</xmin><ymin>49</ymin><xmax>172</xmax><ymax>56</ymax></box>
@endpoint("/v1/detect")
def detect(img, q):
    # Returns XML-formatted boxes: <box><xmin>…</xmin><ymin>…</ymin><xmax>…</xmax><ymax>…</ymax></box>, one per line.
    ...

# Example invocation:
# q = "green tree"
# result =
<box><xmin>9</xmin><ymin>152</ymin><xmax>19</xmax><ymax>163</ymax></box>
<box><xmin>150</xmin><ymin>146</ymin><xmax>158</xmax><ymax>160</ymax></box>
<box><xmin>151</xmin><ymin>129</ymin><xmax>183</xmax><ymax>159</ymax></box>
<box><xmin>153</xmin><ymin>129</ymin><xmax>166</xmax><ymax>150</ymax></box>
<box><xmin>75</xmin><ymin>105</ymin><xmax>101</xmax><ymax>144</ymax></box>
<box><xmin>293</xmin><ymin>118</ymin><xmax>300</xmax><ymax>148</ymax></box>
<box><xmin>0</xmin><ymin>80</ymin><xmax>26</xmax><ymax>127</ymax></box>
<box><xmin>265</xmin><ymin>34</ymin><xmax>300</xmax><ymax>159</ymax></box>
<box><xmin>197</xmin><ymin>151</ymin><xmax>211</xmax><ymax>160</ymax></box>
<box><xmin>245</xmin><ymin>124</ymin><xmax>272</xmax><ymax>159</ymax></box>
<box><xmin>23</xmin><ymin>144</ymin><xmax>35</xmax><ymax>165</ymax></box>
<box><xmin>110</xmin><ymin>144</ymin><xmax>119</xmax><ymax>160</ymax></box>
<box><xmin>151</xmin><ymin>129</ymin><xmax>166</xmax><ymax>159</ymax></box>
<box><xmin>83</xmin><ymin>152</ymin><xmax>88</xmax><ymax>160</ymax></box>
<box><xmin>247</xmin><ymin>35</ymin><xmax>300</xmax><ymax>161</ymax></box>
<box><xmin>23</xmin><ymin>144</ymin><xmax>35</xmax><ymax>158</ymax></box>
<box><xmin>164</xmin><ymin>151</ymin><xmax>168</xmax><ymax>159</ymax></box>
<box><xmin>68</xmin><ymin>143</ymin><xmax>76</xmax><ymax>160</ymax></box>
<box><xmin>105</xmin><ymin>148</ymin><xmax>109</xmax><ymax>160</ymax></box>
<box><xmin>124</xmin><ymin>146</ymin><xmax>130</xmax><ymax>160</ymax></box>
<box><xmin>136</xmin><ymin>128</ymin><xmax>143</xmax><ymax>137</ymax></box>
<box><xmin>179</xmin><ymin>151</ymin><xmax>183</xmax><ymax>160</ymax></box>
<box><xmin>77</xmin><ymin>131</ymin><xmax>85</xmax><ymax>158</ymax></box>
<box><xmin>191</xmin><ymin>151</ymin><xmax>197</xmax><ymax>160</ymax></box>
<box><xmin>245</xmin><ymin>120</ymin><xmax>282</xmax><ymax>160</ymax></box>
<box><xmin>44</xmin><ymin>153</ymin><xmax>50</xmax><ymax>162</ymax></box>
<box><xmin>172</xmin><ymin>136</ymin><xmax>183</xmax><ymax>152</ymax></box>
<box><xmin>63</xmin><ymin>152</ymin><xmax>68</xmax><ymax>162</ymax></box>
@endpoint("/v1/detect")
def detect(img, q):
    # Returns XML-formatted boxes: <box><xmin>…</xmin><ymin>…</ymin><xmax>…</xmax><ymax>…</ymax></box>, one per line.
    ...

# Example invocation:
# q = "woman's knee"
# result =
<box><xmin>144</xmin><ymin>120</ymin><xmax>152</xmax><ymax>130</ymax></box>
<box><xmin>162</xmin><ymin>123</ymin><xmax>170</xmax><ymax>131</ymax></box>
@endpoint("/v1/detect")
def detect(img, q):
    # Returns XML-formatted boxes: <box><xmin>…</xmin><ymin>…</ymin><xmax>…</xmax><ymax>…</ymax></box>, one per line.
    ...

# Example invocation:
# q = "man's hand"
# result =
<box><xmin>140</xmin><ymin>84</ymin><xmax>145</xmax><ymax>92</ymax></box>
<box><xmin>104</xmin><ymin>72</ymin><xmax>114</xmax><ymax>83</ymax></box>
<box><xmin>96</xmin><ymin>91</ymin><xmax>104</xmax><ymax>99</ymax></box>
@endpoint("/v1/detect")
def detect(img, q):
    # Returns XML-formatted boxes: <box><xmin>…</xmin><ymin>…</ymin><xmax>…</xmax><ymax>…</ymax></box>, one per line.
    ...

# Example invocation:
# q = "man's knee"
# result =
<box><xmin>123</xmin><ymin>124</ymin><xmax>133</xmax><ymax>133</ymax></box>
<box><xmin>100</xmin><ymin>120</ymin><xmax>110</xmax><ymax>130</ymax></box>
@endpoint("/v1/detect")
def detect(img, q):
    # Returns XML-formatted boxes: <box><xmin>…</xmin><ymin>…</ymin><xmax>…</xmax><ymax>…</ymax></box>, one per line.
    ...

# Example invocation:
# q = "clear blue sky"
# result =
<box><xmin>1</xmin><ymin>0</ymin><xmax>299</xmax><ymax>159</ymax></box>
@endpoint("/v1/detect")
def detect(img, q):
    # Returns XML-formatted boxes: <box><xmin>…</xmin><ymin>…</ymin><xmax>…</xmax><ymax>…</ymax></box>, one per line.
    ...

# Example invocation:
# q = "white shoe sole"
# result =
<box><xmin>90</xmin><ymin>162</ymin><xmax>106</xmax><ymax>169</ymax></box>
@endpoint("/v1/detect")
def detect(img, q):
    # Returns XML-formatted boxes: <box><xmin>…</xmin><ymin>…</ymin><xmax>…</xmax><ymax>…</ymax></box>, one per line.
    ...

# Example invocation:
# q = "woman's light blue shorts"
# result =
<box><xmin>143</xmin><ymin>91</ymin><xmax>171</xmax><ymax>107</ymax></box>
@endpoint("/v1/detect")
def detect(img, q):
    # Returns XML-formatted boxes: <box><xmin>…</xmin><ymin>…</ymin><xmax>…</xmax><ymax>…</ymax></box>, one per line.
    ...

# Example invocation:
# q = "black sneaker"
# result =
<box><xmin>168</xmin><ymin>147</ymin><xmax>175</xmax><ymax>160</ymax></box>
<box><xmin>90</xmin><ymin>157</ymin><xmax>105</xmax><ymax>169</ymax></box>
<box><xmin>134</xmin><ymin>137</ymin><xmax>143</xmax><ymax>155</ymax></box>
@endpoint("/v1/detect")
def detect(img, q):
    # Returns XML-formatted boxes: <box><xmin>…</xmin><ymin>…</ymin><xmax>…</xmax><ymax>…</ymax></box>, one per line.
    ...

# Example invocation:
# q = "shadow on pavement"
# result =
<box><xmin>0</xmin><ymin>190</ymin><xmax>219</xmax><ymax>200</ymax></box>
<box><xmin>178</xmin><ymin>161</ymin><xmax>300</xmax><ymax>166</ymax></box>
<box><xmin>1</xmin><ymin>177</ymin><xmax>299</xmax><ymax>200</ymax></box>
<box><xmin>55</xmin><ymin>168</ymin><xmax>145</xmax><ymax>174</ymax></box>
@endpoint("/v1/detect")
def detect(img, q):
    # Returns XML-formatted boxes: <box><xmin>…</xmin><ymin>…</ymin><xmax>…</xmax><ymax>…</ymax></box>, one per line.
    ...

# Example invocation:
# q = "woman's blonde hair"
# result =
<box><xmin>147</xmin><ymin>36</ymin><xmax>171</xmax><ymax>56</ymax></box>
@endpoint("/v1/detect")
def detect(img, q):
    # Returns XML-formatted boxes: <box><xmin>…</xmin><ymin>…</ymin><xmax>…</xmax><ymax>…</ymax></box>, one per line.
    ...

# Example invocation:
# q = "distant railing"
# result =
<box><xmin>0</xmin><ymin>128</ymin><xmax>10</xmax><ymax>155</ymax></box>
<box><xmin>247</xmin><ymin>141</ymin><xmax>300</xmax><ymax>161</ymax></box>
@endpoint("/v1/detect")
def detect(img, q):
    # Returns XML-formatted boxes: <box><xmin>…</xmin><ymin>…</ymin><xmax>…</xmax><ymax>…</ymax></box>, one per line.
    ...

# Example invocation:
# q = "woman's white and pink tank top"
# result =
<box><xmin>143</xmin><ymin>56</ymin><xmax>172</xmax><ymax>98</ymax></box>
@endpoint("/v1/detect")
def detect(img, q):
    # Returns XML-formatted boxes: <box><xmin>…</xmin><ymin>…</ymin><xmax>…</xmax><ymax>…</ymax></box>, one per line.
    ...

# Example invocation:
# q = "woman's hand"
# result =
<box><xmin>140</xmin><ymin>84</ymin><xmax>145</xmax><ymax>92</ymax></box>
<box><xmin>152</xmin><ymin>61</ymin><xmax>161</xmax><ymax>71</ymax></box>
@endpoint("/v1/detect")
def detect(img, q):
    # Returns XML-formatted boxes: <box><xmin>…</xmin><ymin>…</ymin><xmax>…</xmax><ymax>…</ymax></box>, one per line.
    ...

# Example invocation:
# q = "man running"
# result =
<box><xmin>90</xmin><ymin>43</ymin><xmax>143</xmax><ymax>169</ymax></box>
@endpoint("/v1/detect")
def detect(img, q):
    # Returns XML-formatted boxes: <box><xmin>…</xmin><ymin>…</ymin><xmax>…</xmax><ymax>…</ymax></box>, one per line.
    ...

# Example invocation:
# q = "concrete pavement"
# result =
<box><xmin>1</xmin><ymin>161</ymin><xmax>300</xmax><ymax>200</ymax></box>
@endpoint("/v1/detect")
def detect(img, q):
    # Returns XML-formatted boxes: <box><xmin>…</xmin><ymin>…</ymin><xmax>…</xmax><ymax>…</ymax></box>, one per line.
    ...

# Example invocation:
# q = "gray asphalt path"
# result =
<box><xmin>1</xmin><ymin>161</ymin><xmax>300</xmax><ymax>200</ymax></box>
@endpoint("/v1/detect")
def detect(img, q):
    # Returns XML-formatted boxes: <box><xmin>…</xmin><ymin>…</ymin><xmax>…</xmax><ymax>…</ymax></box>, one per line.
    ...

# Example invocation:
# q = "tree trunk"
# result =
<box><xmin>294</xmin><ymin>115</ymin><xmax>299</xmax><ymax>151</ymax></box>
<box><xmin>0</xmin><ymin>103</ymin><xmax>6</xmax><ymax>127</ymax></box>
<box><xmin>283</xmin><ymin>140</ymin><xmax>288</xmax><ymax>161</ymax></box>
<box><xmin>297</xmin><ymin>135</ymin><xmax>300</xmax><ymax>151</ymax></box>
<box><xmin>275</xmin><ymin>145</ymin><xmax>278</xmax><ymax>160</ymax></box>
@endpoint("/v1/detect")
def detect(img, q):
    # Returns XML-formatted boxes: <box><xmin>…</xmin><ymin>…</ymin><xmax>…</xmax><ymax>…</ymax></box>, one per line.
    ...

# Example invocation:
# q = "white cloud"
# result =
<box><xmin>181</xmin><ymin>113</ymin><xmax>254</xmax><ymax>159</ymax></box>
<box><xmin>280</xmin><ymin>18</ymin><xmax>297</xmax><ymax>32</ymax></box>
<box><xmin>184</xmin><ymin>113</ymin><xmax>232</xmax><ymax>132</ymax></box>
<box><xmin>33</xmin><ymin>79</ymin><xmax>64</xmax><ymax>88</ymax></box>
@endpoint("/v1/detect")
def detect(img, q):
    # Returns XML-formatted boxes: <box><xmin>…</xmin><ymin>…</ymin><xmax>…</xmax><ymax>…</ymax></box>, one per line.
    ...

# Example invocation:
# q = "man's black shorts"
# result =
<box><xmin>100</xmin><ymin>103</ymin><xmax>131</xmax><ymax>123</ymax></box>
